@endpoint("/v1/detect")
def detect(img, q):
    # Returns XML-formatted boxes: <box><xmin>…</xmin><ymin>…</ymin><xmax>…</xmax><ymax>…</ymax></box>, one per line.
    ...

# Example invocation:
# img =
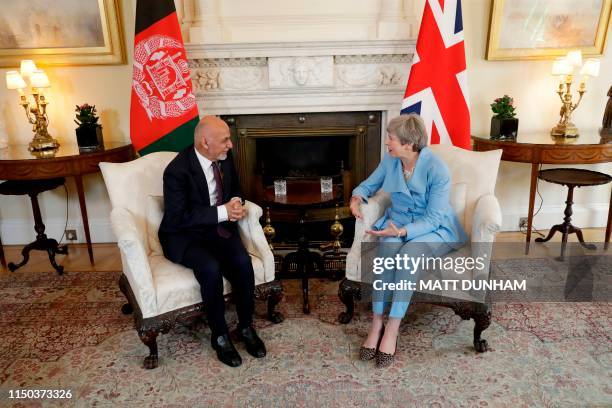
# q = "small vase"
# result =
<box><xmin>490</xmin><ymin>117</ymin><xmax>518</xmax><ymax>139</ymax></box>
<box><xmin>76</xmin><ymin>125</ymin><xmax>102</xmax><ymax>151</ymax></box>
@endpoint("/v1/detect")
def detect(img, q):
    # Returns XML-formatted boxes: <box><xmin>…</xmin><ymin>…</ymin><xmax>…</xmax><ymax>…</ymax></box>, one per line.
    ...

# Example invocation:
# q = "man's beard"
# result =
<box><xmin>217</xmin><ymin>152</ymin><xmax>228</xmax><ymax>161</ymax></box>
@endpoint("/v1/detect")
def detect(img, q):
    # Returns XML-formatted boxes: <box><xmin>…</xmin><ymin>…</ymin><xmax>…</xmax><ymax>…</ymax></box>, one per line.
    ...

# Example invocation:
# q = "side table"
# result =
<box><xmin>472</xmin><ymin>132</ymin><xmax>612</xmax><ymax>252</ymax></box>
<box><xmin>536</xmin><ymin>168</ymin><xmax>612</xmax><ymax>258</ymax></box>
<box><xmin>0</xmin><ymin>141</ymin><xmax>135</xmax><ymax>269</ymax></box>
<box><xmin>263</xmin><ymin>181</ymin><xmax>341</xmax><ymax>314</ymax></box>
<box><xmin>0</xmin><ymin>178</ymin><xmax>68</xmax><ymax>273</ymax></box>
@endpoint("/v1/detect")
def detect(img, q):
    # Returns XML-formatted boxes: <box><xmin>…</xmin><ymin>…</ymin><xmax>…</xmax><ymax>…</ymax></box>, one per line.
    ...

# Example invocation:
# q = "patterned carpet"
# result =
<box><xmin>0</xmin><ymin>269</ymin><xmax>610</xmax><ymax>407</ymax></box>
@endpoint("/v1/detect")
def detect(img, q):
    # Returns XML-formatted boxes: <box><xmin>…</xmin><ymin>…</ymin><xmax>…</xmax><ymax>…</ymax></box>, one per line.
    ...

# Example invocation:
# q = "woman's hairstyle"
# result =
<box><xmin>386</xmin><ymin>114</ymin><xmax>428</xmax><ymax>152</ymax></box>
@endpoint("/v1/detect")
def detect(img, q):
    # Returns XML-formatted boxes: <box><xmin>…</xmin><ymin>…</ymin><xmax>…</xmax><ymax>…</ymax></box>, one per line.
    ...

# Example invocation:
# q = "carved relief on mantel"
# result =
<box><xmin>189</xmin><ymin>58</ymin><xmax>267</xmax><ymax>93</ymax></box>
<box><xmin>186</xmin><ymin>47</ymin><xmax>414</xmax><ymax>96</ymax></box>
<box><xmin>268</xmin><ymin>57</ymin><xmax>334</xmax><ymax>89</ymax></box>
<box><xmin>335</xmin><ymin>54</ymin><xmax>411</xmax><ymax>88</ymax></box>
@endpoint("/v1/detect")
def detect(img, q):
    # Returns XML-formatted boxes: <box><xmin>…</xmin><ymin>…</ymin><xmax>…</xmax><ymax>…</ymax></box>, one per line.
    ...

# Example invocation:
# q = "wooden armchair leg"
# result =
<box><xmin>472</xmin><ymin>303</ymin><xmax>492</xmax><ymax>352</ymax></box>
<box><xmin>338</xmin><ymin>278</ymin><xmax>362</xmax><ymax>324</ymax></box>
<box><xmin>267</xmin><ymin>292</ymin><xmax>284</xmax><ymax>323</ymax></box>
<box><xmin>448</xmin><ymin>301</ymin><xmax>491</xmax><ymax>353</ymax></box>
<box><xmin>121</xmin><ymin>303</ymin><xmax>133</xmax><ymax>315</ymax></box>
<box><xmin>138</xmin><ymin>329</ymin><xmax>160</xmax><ymax>369</ymax></box>
<box><xmin>255</xmin><ymin>280</ymin><xmax>284</xmax><ymax>324</ymax></box>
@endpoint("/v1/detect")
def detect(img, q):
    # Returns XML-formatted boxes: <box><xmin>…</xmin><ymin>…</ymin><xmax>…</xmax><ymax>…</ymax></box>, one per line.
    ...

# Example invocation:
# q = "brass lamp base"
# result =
<box><xmin>28</xmin><ymin>137</ymin><xmax>60</xmax><ymax>152</ymax></box>
<box><xmin>551</xmin><ymin>124</ymin><xmax>579</xmax><ymax>138</ymax></box>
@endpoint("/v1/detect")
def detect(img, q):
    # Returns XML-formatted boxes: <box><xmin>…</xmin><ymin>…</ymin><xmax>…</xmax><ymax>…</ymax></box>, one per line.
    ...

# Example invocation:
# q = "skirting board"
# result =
<box><xmin>500</xmin><ymin>203</ymin><xmax>608</xmax><ymax>233</ymax></box>
<box><xmin>0</xmin><ymin>203</ymin><xmax>608</xmax><ymax>245</ymax></box>
<box><xmin>0</xmin><ymin>218</ymin><xmax>115</xmax><ymax>245</ymax></box>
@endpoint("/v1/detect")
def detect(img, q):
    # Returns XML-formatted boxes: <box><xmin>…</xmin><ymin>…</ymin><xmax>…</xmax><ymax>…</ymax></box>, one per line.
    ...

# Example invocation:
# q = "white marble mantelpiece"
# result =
<box><xmin>186</xmin><ymin>40</ymin><xmax>415</xmax><ymax>116</ymax></box>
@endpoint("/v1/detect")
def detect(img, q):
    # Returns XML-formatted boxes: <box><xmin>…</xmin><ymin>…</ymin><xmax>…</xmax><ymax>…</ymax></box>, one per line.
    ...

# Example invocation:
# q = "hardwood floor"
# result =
<box><xmin>1</xmin><ymin>243</ymin><xmax>120</xmax><ymax>273</ymax></box>
<box><xmin>0</xmin><ymin>228</ymin><xmax>607</xmax><ymax>274</ymax></box>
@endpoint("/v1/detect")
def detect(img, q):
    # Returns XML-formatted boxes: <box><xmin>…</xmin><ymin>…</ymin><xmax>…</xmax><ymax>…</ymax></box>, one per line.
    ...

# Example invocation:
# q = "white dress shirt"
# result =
<box><xmin>194</xmin><ymin>148</ymin><xmax>228</xmax><ymax>223</ymax></box>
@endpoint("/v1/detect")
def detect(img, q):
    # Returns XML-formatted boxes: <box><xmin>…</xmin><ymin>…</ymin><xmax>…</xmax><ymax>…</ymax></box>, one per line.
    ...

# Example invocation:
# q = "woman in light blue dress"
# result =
<box><xmin>350</xmin><ymin>114</ymin><xmax>467</xmax><ymax>367</ymax></box>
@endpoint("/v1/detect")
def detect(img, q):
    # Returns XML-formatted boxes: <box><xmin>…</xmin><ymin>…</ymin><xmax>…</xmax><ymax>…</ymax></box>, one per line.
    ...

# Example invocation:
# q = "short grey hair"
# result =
<box><xmin>386</xmin><ymin>114</ymin><xmax>428</xmax><ymax>152</ymax></box>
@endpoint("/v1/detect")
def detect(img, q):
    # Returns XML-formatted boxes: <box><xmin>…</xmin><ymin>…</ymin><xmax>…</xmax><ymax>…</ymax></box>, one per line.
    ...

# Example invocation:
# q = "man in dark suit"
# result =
<box><xmin>158</xmin><ymin>115</ymin><xmax>265</xmax><ymax>367</ymax></box>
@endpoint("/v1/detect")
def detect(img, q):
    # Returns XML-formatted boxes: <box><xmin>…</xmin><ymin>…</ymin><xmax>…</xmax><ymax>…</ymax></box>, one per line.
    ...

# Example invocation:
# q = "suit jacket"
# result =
<box><xmin>352</xmin><ymin>146</ymin><xmax>467</xmax><ymax>245</ymax></box>
<box><xmin>158</xmin><ymin>145</ymin><xmax>242</xmax><ymax>263</ymax></box>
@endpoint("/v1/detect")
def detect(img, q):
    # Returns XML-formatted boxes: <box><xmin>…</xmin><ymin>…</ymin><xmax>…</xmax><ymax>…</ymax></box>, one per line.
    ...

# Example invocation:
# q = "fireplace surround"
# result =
<box><xmin>221</xmin><ymin>111</ymin><xmax>381</xmax><ymax>245</ymax></box>
<box><xmin>185</xmin><ymin>39</ymin><xmax>416</xmax><ymax>245</ymax></box>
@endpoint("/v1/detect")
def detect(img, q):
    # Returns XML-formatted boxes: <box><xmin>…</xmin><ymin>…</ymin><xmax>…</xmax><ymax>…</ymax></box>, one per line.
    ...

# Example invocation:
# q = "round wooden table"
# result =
<box><xmin>0</xmin><ymin>141</ymin><xmax>135</xmax><ymax>268</ymax></box>
<box><xmin>536</xmin><ymin>169</ymin><xmax>612</xmax><ymax>259</ymax></box>
<box><xmin>472</xmin><ymin>132</ymin><xmax>612</xmax><ymax>251</ymax></box>
<box><xmin>264</xmin><ymin>180</ymin><xmax>341</xmax><ymax>313</ymax></box>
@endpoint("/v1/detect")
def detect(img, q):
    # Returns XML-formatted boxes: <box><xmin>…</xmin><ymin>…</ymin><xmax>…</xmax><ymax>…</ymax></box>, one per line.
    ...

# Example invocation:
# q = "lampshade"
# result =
<box><xmin>20</xmin><ymin>60</ymin><xmax>37</xmax><ymax>79</ymax></box>
<box><xmin>551</xmin><ymin>57</ymin><xmax>572</xmax><ymax>76</ymax></box>
<box><xmin>565</xmin><ymin>50</ymin><xmax>582</xmax><ymax>67</ymax></box>
<box><xmin>6</xmin><ymin>71</ymin><xmax>26</xmax><ymax>90</ymax></box>
<box><xmin>30</xmin><ymin>70</ymin><xmax>50</xmax><ymax>88</ymax></box>
<box><xmin>580</xmin><ymin>58</ymin><xmax>600</xmax><ymax>77</ymax></box>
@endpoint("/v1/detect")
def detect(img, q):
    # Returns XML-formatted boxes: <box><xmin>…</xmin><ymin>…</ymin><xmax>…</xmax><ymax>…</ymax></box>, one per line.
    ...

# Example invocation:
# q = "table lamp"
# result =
<box><xmin>5</xmin><ymin>60</ymin><xmax>60</xmax><ymax>151</ymax></box>
<box><xmin>550</xmin><ymin>50</ymin><xmax>600</xmax><ymax>137</ymax></box>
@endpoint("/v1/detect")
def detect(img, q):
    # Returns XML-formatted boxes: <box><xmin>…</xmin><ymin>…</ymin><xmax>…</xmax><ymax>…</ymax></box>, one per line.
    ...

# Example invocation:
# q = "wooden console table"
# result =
<box><xmin>472</xmin><ymin>132</ymin><xmax>612</xmax><ymax>251</ymax></box>
<box><xmin>0</xmin><ymin>141</ymin><xmax>135</xmax><ymax>267</ymax></box>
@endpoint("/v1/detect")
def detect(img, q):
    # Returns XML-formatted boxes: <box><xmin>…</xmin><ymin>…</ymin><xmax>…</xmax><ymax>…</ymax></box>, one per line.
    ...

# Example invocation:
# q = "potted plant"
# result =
<box><xmin>75</xmin><ymin>104</ymin><xmax>103</xmax><ymax>151</ymax></box>
<box><xmin>490</xmin><ymin>95</ymin><xmax>518</xmax><ymax>139</ymax></box>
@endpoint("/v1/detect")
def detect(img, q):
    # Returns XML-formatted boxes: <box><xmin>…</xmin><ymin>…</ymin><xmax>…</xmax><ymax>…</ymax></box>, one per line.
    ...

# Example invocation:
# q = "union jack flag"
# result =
<box><xmin>401</xmin><ymin>0</ymin><xmax>471</xmax><ymax>149</ymax></box>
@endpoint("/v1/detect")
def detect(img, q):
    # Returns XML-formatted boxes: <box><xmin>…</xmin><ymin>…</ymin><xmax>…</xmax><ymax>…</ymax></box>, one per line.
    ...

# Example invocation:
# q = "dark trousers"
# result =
<box><xmin>179</xmin><ymin>228</ymin><xmax>255</xmax><ymax>337</ymax></box>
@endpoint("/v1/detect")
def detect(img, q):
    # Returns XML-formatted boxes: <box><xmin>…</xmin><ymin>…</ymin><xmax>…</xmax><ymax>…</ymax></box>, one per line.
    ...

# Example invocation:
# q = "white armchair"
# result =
<box><xmin>339</xmin><ymin>145</ymin><xmax>503</xmax><ymax>352</ymax></box>
<box><xmin>100</xmin><ymin>152</ymin><xmax>283</xmax><ymax>369</ymax></box>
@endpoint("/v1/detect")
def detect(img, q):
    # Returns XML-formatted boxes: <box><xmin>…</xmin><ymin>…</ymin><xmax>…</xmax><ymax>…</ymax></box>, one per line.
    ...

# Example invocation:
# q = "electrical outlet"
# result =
<box><xmin>65</xmin><ymin>229</ymin><xmax>77</xmax><ymax>241</ymax></box>
<box><xmin>518</xmin><ymin>217</ymin><xmax>528</xmax><ymax>229</ymax></box>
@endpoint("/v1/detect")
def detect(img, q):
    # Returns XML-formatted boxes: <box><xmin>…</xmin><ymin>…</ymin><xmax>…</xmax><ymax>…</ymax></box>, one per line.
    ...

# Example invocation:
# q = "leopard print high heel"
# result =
<box><xmin>359</xmin><ymin>325</ymin><xmax>385</xmax><ymax>361</ymax></box>
<box><xmin>375</xmin><ymin>333</ymin><xmax>398</xmax><ymax>368</ymax></box>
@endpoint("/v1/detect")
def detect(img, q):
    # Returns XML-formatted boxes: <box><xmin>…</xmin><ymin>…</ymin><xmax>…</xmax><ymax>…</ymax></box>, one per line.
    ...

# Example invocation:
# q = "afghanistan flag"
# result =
<box><xmin>130</xmin><ymin>0</ymin><xmax>199</xmax><ymax>155</ymax></box>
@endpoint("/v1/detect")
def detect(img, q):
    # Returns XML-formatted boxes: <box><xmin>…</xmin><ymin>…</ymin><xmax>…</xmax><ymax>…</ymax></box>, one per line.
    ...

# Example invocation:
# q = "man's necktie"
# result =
<box><xmin>212</xmin><ymin>161</ymin><xmax>231</xmax><ymax>238</ymax></box>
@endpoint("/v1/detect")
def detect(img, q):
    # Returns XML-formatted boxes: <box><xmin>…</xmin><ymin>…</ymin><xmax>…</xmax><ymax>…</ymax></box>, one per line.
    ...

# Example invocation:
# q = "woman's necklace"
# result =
<box><xmin>402</xmin><ymin>161</ymin><xmax>416</xmax><ymax>180</ymax></box>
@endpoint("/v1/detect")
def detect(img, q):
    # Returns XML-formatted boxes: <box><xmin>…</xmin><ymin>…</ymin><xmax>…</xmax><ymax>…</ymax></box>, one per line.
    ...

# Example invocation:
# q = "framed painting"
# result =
<box><xmin>486</xmin><ymin>0</ymin><xmax>612</xmax><ymax>60</ymax></box>
<box><xmin>0</xmin><ymin>0</ymin><xmax>125</xmax><ymax>67</ymax></box>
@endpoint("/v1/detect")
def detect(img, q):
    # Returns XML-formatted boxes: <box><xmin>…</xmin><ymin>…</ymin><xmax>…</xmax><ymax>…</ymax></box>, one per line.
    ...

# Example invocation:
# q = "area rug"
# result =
<box><xmin>0</xmin><ymin>269</ymin><xmax>610</xmax><ymax>407</ymax></box>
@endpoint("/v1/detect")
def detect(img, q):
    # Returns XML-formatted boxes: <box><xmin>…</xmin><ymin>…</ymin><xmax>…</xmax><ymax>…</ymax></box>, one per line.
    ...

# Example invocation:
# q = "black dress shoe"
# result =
<box><xmin>237</xmin><ymin>326</ymin><xmax>266</xmax><ymax>358</ymax></box>
<box><xmin>211</xmin><ymin>334</ymin><xmax>242</xmax><ymax>367</ymax></box>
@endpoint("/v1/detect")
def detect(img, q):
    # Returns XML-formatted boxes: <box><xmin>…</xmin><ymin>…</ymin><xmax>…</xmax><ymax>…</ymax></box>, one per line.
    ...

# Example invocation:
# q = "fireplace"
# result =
<box><xmin>221</xmin><ymin>111</ymin><xmax>382</xmax><ymax>246</ymax></box>
<box><xmin>256</xmin><ymin>136</ymin><xmax>350</xmax><ymax>179</ymax></box>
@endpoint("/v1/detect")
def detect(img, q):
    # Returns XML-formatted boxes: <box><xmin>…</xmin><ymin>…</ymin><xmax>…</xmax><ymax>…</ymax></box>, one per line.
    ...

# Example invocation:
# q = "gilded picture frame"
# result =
<box><xmin>486</xmin><ymin>0</ymin><xmax>612</xmax><ymax>60</ymax></box>
<box><xmin>0</xmin><ymin>0</ymin><xmax>125</xmax><ymax>67</ymax></box>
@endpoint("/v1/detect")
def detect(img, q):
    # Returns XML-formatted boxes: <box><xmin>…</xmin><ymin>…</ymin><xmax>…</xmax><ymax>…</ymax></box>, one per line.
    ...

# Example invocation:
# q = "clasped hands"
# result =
<box><xmin>350</xmin><ymin>195</ymin><xmax>407</xmax><ymax>238</ymax></box>
<box><xmin>225</xmin><ymin>197</ymin><xmax>246</xmax><ymax>222</ymax></box>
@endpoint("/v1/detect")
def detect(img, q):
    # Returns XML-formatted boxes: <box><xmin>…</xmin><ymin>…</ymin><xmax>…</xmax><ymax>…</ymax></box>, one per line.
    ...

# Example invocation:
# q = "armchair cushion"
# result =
<box><xmin>428</xmin><ymin>145</ymin><xmax>502</xmax><ymax>238</ymax></box>
<box><xmin>149</xmin><ymin>255</ymin><xmax>234</xmax><ymax>316</ymax></box>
